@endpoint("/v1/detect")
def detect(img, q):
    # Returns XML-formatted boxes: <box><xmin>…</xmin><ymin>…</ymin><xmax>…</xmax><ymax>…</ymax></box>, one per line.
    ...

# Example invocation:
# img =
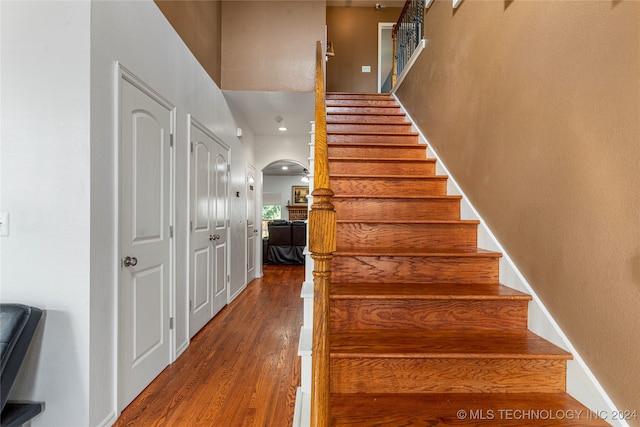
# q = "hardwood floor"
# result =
<box><xmin>113</xmin><ymin>265</ymin><xmax>303</xmax><ymax>427</ymax></box>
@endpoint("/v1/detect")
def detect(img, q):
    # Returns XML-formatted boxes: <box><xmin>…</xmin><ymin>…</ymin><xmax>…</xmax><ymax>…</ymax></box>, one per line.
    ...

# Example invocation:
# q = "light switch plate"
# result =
<box><xmin>362</xmin><ymin>66</ymin><xmax>371</xmax><ymax>73</ymax></box>
<box><xmin>0</xmin><ymin>212</ymin><xmax>9</xmax><ymax>236</ymax></box>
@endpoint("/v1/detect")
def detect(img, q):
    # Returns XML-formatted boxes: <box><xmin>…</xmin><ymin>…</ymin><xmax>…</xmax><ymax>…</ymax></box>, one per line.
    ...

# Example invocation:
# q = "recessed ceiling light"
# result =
<box><xmin>278</xmin><ymin>126</ymin><xmax>288</xmax><ymax>132</ymax></box>
<box><xmin>282</xmin><ymin>166</ymin><xmax>289</xmax><ymax>170</ymax></box>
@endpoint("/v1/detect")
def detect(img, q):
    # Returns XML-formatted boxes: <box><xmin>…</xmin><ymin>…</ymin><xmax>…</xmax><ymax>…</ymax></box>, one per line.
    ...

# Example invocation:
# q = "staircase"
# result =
<box><xmin>322</xmin><ymin>92</ymin><xmax>609</xmax><ymax>426</ymax></box>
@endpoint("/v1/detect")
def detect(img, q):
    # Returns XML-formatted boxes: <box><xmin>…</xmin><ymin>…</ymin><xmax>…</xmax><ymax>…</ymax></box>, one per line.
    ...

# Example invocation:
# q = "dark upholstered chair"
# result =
<box><xmin>267</xmin><ymin>221</ymin><xmax>294</xmax><ymax>264</ymax></box>
<box><xmin>1</xmin><ymin>304</ymin><xmax>44</xmax><ymax>427</ymax></box>
<box><xmin>291</xmin><ymin>221</ymin><xmax>307</xmax><ymax>264</ymax></box>
<box><xmin>265</xmin><ymin>220</ymin><xmax>307</xmax><ymax>265</ymax></box>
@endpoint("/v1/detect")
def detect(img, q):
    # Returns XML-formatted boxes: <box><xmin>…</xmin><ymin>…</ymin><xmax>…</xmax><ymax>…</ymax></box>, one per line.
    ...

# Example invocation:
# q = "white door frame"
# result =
<box><xmin>115</xmin><ymin>63</ymin><xmax>176</xmax><ymax>411</ymax></box>
<box><xmin>245</xmin><ymin>163</ymin><xmax>258</xmax><ymax>283</ymax></box>
<box><xmin>378</xmin><ymin>22</ymin><xmax>395</xmax><ymax>93</ymax></box>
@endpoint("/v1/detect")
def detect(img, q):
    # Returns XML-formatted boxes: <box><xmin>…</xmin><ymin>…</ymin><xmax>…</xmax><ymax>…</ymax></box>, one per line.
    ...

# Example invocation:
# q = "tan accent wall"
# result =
<box><xmin>155</xmin><ymin>0</ymin><xmax>222</xmax><ymax>86</ymax></box>
<box><xmin>396</xmin><ymin>0</ymin><xmax>640</xmax><ymax>418</ymax></box>
<box><xmin>220</xmin><ymin>1</ymin><xmax>326</xmax><ymax>92</ymax></box>
<box><xmin>326</xmin><ymin>6</ymin><xmax>402</xmax><ymax>93</ymax></box>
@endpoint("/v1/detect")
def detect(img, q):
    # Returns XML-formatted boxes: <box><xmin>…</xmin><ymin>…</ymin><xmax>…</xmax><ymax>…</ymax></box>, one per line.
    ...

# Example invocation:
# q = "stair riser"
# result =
<box><xmin>329</xmin><ymin>160</ymin><xmax>435</xmax><ymax>176</ymax></box>
<box><xmin>327</xmin><ymin>106</ymin><xmax>402</xmax><ymax>115</ymax></box>
<box><xmin>333</xmin><ymin>198</ymin><xmax>461</xmax><ymax>221</ymax></box>
<box><xmin>328</xmin><ymin>145</ymin><xmax>424</xmax><ymax>159</ymax></box>
<box><xmin>327</xmin><ymin>123</ymin><xmax>413</xmax><ymax>133</ymax></box>
<box><xmin>335</xmin><ymin>222</ymin><xmax>477</xmax><ymax>250</ymax></box>
<box><xmin>328</xmin><ymin>114</ymin><xmax>407</xmax><ymax>123</ymax></box>
<box><xmin>331</xmin><ymin>255</ymin><xmax>499</xmax><ymax>284</ymax></box>
<box><xmin>330</xmin><ymin>358</ymin><xmax>567</xmax><ymax>393</ymax></box>
<box><xmin>330</xmin><ymin>300</ymin><xmax>529</xmax><ymax>330</ymax></box>
<box><xmin>331</xmin><ymin>178</ymin><xmax>447</xmax><ymax>197</ymax></box>
<box><xmin>327</xmin><ymin>99</ymin><xmax>398</xmax><ymax>107</ymax></box>
<box><xmin>328</xmin><ymin>133</ymin><xmax>418</xmax><ymax>144</ymax></box>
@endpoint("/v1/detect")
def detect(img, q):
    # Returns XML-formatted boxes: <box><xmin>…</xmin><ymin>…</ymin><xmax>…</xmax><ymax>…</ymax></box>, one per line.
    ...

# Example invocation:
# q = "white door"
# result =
<box><xmin>246</xmin><ymin>164</ymin><xmax>257</xmax><ymax>282</ymax></box>
<box><xmin>118</xmin><ymin>74</ymin><xmax>173</xmax><ymax>410</ymax></box>
<box><xmin>189</xmin><ymin>121</ymin><xmax>229</xmax><ymax>338</ymax></box>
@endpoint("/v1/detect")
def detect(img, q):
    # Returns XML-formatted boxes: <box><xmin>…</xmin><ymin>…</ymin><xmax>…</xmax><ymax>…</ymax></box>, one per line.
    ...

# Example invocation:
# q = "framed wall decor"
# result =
<box><xmin>291</xmin><ymin>186</ymin><xmax>309</xmax><ymax>206</ymax></box>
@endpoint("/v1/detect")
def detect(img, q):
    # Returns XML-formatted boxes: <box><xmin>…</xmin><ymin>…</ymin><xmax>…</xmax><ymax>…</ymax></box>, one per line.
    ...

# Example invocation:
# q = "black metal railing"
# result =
<box><xmin>392</xmin><ymin>0</ymin><xmax>425</xmax><ymax>86</ymax></box>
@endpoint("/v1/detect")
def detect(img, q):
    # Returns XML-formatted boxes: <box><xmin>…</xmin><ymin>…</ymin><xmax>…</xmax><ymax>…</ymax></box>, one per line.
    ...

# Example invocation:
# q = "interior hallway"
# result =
<box><xmin>113</xmin><ymin>265</ymin><xmax>304</xmax><ymax>427</ymax></box>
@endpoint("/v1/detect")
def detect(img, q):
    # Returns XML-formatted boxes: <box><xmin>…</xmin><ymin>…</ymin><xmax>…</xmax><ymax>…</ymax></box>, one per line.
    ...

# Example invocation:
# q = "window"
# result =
<box><xmin>262</xmin><ymin>205</ymin><xmax>281</xmax><ymax>238</ymax></box>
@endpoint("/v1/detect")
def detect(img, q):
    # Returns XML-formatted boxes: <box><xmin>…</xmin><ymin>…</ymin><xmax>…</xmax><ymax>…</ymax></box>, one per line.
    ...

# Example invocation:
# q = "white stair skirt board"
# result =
<box><xmin>298</xmin><ymin>327</ymin><xmax>313</xmax><ymax>394</ymax></box>
<box><xmin>393</xmin><ymin>95</ymin><xmax>628</xmax><ymax>427</ymax></box>
<box><xmin>293</xmin><ymin>387</ymin><xmax>311</xmax><ymax>427</ymax></box>
<box><xmin>301</xmin><ymin>281</ymin><xmax>314</xmax><ymax>329</ymax></box>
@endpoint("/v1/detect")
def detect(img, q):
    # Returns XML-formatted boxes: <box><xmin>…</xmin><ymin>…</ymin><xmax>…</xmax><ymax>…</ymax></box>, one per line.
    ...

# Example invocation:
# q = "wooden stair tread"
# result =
<box><xmin>334</xmin><ymin>247</ymin><xmax>502</xmax><ymax>257</ymax></box>
<box><xmin>330</xmin><ymin>282</ymin><xmax>531</xmax><ymax>300</ymax></box>
<box><xmin>326</xmin><ymin>102</ymin><xmax>399</xmax><ymax>107</ymax></box>
<box><xmin>329</xmin><ymin>157</ymin><xmax>434</xmax><ymax>163</ymax></box>
<box><xmin>330</xmin><ymin>393</ymin><xmax>609</xmax><ymax>426</ymax></box>
<box><xmin>336</xmin><ymin>219</ymin><xmax>479</xmax><ymax>224</ymax></box>
<box><xmin>327</xmin><ymin>111</ymin><xmax>406</xmax><ymax>117</ymax></box>
<box><xmin>327</xmin><ymin>92</ymin><xmax>393</xmax><ymax>96</ymax></box>
<box><xmin>330</xmin><ymin>174</ymin><xmax>446</xmax><ymax>181</ymax></box>
<box><xmin>327</xmin><ymin>119</ymin><xmax>409</xmax><ymax>124</ymax></box>
<box><xmin>328</xmin><ymin>142</ymin><xmax>421</xmax><ymax>148</ymax></box>
<box><xmin>332</xmin><ymin>194</ymin><xmax>462</xmax><ymax>200</ymax></box>
<box><xmin>330</xmin><ymin>329</ymin><xmax>572</xmax><ymax>359</ymax></box>
<box><xmin>328</xmin><ymin>130</ymin><xmax>419</xmax><ymax>136</ymax></box>
<box><xmin>328</xmin><ymin>140</ymin><xmax>418</xmax><ymax>146</ymax></box>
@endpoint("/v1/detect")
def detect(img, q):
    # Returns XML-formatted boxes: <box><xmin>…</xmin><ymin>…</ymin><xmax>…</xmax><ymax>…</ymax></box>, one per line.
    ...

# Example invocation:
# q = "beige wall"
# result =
<box><xmin>326</xmin><ymin>6</ymin><xmax>402</xmax><ymax>92</ymax></box>
<box><xmin>221</xmin><ymin>1</ymin><xmax>326</xmax><ymax>92</ymax></box>
<box><xmin>396</xmin><ymin>0</ymin><xmax>640</xmax><ymax>420</ymax></box>
<box><xmin>155</xmin><ymin>0</ymin><xmax>222</xmax><ymax>85</ymax></box>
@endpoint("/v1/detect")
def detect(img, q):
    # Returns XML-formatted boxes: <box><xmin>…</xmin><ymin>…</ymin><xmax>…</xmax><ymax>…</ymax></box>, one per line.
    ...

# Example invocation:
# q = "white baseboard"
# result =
<box><xmin>95</xmin><ymin>411</ymin><xmax>118</xmax><ymax>427</ymax></box>
<box><xmin>394</xmin><ymin>95</ymin><xmax>627</xmax><ymax>426</ymax></box>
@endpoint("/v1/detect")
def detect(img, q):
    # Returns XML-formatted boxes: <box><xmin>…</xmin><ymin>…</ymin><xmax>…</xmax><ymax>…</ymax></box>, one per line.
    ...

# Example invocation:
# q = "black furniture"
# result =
<box><xmin>1</xmin><ymin>304</ymin><xmax>44</xmax><ymax>427</ymax></box>
<box><xmin>265</xmin><ymin>220</ymin><xmax>306</xmax><ymax>265</ymax></box>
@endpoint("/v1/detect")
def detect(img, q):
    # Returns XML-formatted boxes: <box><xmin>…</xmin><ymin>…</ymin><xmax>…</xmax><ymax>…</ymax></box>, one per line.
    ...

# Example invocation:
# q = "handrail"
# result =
<box><xmin>391</xmin><ymin>0</ymin><xmax>425</xmax><ymax>86</ymax></box>
<box><xmin>309</xmin><ymin>40</ymin><xmax>335</xmax><ymax>427</ymax></box>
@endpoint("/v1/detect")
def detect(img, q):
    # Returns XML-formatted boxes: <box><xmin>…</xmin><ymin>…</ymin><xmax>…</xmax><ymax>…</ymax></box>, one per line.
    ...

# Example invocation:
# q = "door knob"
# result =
<box><xmin>209</xmin><ymin>234</ymin><xmax>215</xmax><ymax>242</ymax></box>
<box><xmin>123</xmin><ymin>256</ymin><xmax>138</xmax><ymax>267</ymax></box>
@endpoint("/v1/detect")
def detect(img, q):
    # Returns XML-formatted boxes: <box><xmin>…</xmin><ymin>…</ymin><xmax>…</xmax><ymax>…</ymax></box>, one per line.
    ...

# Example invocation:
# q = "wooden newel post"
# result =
<box><xmin>310</xmin><ymin>40</ymin><xmax>335</xmax><ymax>427</ymax></box>
<box><xmin>309</xmin><ymin>187</ymin><xmax>335</xmax><ymax>427</ymax></box>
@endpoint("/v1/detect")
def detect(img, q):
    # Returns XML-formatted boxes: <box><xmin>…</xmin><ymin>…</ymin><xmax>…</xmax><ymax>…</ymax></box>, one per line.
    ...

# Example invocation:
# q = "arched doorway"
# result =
<box><xmin>261</xmin><ymin>160</ymin><xmax>309</xmax><ymax>266</ymax></box>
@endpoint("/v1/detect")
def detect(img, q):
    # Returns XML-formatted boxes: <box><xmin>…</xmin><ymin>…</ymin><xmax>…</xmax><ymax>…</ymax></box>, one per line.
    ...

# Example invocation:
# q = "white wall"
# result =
<box><xmin>263</xmin><ymin>175</ymin><xmax>309</xmax><ymax>220</ymax></box>
<box><xmin>1</xmin><ymin>2</ymin><xmax>92</xmax><ymax>426</ymax></box>
<box><xmin>254</xmin><ymin>135</ymin><xmax>310</xmax><ymax>174</ymax></box>
<box><xmin>1</xmin><ymin>1</ymin><xmax>254</xmax><ymax>426</ymax></box>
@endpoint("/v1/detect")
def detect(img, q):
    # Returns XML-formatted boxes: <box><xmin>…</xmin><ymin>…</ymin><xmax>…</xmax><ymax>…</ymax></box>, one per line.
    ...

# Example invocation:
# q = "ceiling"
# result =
<box><xmin>222</xmin><ymin>91</ymin><xmax>314</xmax><ymax>177</ymax></box>
<box><xmin>223</xmin><ymin>90</ymin><xmax>315</xmax><ymax>137</ymax></box>
<box><xmin>262</xmin><ymin>160</ymin><xmax>309</xmax><ymax>176</ymax></box>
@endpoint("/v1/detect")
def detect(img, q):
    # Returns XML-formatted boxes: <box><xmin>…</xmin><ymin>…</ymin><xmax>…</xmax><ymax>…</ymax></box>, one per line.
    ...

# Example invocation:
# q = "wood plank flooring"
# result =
<box><xmin>113</xmin><ymin>265</ymin><xmax>303</xmax><ymax>427</ymax></box>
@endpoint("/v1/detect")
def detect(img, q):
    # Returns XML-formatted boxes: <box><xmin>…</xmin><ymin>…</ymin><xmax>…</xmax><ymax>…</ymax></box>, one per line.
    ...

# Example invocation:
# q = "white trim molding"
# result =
<box><xmin>394</xmin><ymin>94</ymin><xmax>629</xmax><ymax>427</ymax></box>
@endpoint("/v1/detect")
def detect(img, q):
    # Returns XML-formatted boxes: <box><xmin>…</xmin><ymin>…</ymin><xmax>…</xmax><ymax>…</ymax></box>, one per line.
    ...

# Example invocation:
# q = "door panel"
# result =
<box><xmin>190</xmin><ymin>139</ymin><xmax>214</xmax><ymax>336</ymax></box>
<box><xmin>192</xmin><ymin>247</ymin><xmax>211</xmax><ymax>313</ymax></box>
<box><xmin>119</xmin><ymin>75</ymin><xmax>172</xmax><ymax>410</ymax></box>
<box><xmin>212</xmin><ymin>152</ymin><xmax>228</xmax><ymax>315</ymax></box>
<box><xmin>189</xmin><ymin>121</ymin><xmax>229</xmax><ymax>337</ymax></box>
